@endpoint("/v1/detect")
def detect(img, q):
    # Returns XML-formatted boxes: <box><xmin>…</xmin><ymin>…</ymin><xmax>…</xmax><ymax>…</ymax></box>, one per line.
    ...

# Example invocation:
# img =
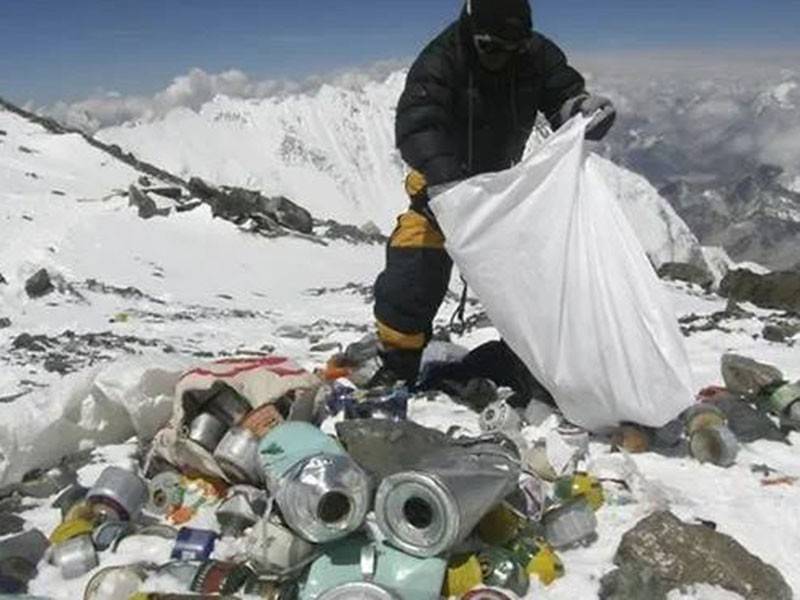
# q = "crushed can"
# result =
<box><xmin>171</xmin><ymin>528</ymin><xmax>217</xmax><ymax>562</ymax></box>
<box><xmin>442</xmin><ymin>554</ymin><xmax>483</xmax><ymax>598</ymax></box>
<box><xmin>240</xmin><ymin>403</ymin><xmax>284</xmax><ymax>438</ymax></box>
<box><xmin>506</xmin><ymin>537</ymin><xmax>564</xmax><ymax>585</ymax></box>
<box><xmin>767</xmin><ymin>381</ymin><xmax>800</xmax><ymax>417</ymax></box>
<box><xmin>83</xmin><ymin>564</ymin><xmax>148</xmax><ymax>600</ymax></box>
<box><xmin>214</xmin><ymin>426</ymin><xmax>263</xmax><ymax>485</ymax></box>
<box><xmin>259</xmin><ymin>422</ymin><xmax>370</xmax><ymax>543</ymax></box>
<box><xmin>247</xmin><ymin>515</ymin><xmax>318</xmax><ymax>577</ymax></box>
<box><xmin>542</xmin><ymin>497</ymin><xmax>598</xmax><ymax>549</ymax></box>
<box><xmin>50</xmin><ymin>535</ymin><xmax>98</xmax><ymax>579</ymax></box>
<box><xmin>505</xmin><ymin>475</ymin><xmax>546</xmax><ymax>522</ymax></box>
<box><xmin>553</xmin><ymin>472</ymin><xmax>605</xmax><ymax>511</ymax></box>
<box><xmin>375</xmin><ymin>442</ymin><xmax>520</xmax><ymax>557</ymax></box>
<box><xmin>147</xmin><ymin>471</ymin><xmax>185</xmax><ymax>516</ymax></box>
<box><xmin>190</xmin><ymin>561</ymin><xmax>254</xmax><ymax>595</ymax></box>
<box><xmin>87</xmin><ymin>466</ymin><xmax>149</xmax><ymax>521</ymax></box>
<box><xmin>479</xmin><ymin>401</ymin><xmax>522</xmax><ymax>435</ymax></box>
<box><xmin>477</xmin><ymin>547</ymin><xmax>529</xmax><ymax>597</ymax></box>
<box><xmin>91</xmin><ymin>519</ymin><xmax>134</xmax><ymax>551</ymax></box>
<box><xmin>298</xmin><ymin>536</ymin><xmax>445</xmax><ymax>600</ymax></box>
<box><xmin>689</xmin><ymin>424</ymin><xmax>739</xmax><ymax>467</ymax></box>
<box><xmin>49</xmin><ymin>518</ymin><xmax>94</xmax><ymax>545</ymax></box>
<box><xmin>244</xmin><ymin>578</ymin><xmax>298</xmax><ymax>600</ymax></box>
<box><xmin>187</xmin><ymin>412</ymin><xmax>229</xmax><ymax>452</ymax></box>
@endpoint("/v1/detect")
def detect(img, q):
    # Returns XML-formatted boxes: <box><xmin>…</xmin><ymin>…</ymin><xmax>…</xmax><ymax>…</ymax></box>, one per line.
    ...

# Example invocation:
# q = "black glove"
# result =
<box><xmin>558</xmin><ymin>93</ymin><xmax>617</xmax><ymax>141</ymax></box>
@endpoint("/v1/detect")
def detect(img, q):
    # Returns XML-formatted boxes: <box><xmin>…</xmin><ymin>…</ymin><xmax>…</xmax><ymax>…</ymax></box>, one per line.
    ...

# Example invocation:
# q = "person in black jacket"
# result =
<box><xmin>372</xmin><ymin>0</ymin><xmax>616</xmax><ymax>385</ymax></box>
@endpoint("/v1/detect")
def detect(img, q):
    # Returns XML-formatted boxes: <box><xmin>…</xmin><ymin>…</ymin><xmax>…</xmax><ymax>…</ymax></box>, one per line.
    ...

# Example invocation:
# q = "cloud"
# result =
<box><xmin>43</xmin><ymin>60</ymin><xmax>406</xmax><ymax>133</ymax></box>
<box><xmin>42</xmin><ymin>51</ymin><xmax>800</xmax><ymax>184</ymax></box>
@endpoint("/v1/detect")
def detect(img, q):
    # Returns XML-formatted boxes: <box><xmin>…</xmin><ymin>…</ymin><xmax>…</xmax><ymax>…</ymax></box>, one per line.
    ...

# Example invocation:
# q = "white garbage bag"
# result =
<box><xmin>430</xmin><ymin>116</ymin><xmax>694</xmax><ymax>431</ymax></box>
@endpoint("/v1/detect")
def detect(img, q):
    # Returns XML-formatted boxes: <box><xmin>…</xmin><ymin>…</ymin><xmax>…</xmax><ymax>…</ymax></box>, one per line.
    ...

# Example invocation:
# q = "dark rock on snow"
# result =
<box><xmin>719</xmin><ymin>269</ymin><xmax>800</xmax><ymax>313</ymax></box>
<box><xmin>0</xmin><ymin>271</ymin><xmax>6</xmax><ymax>284</ymax></box>
<box><xmin>149</xmin><ymin>186</ymin><xmax>183</xmax><ymax>200</ymax></box>
<box><xmin>24</xmin><ymin>269</ymin><xmax>54</xmax><ymax>298</ymax></box>
<box><xmin>657</xmin><ymin>262</ymin><xmax>714</xmax><ymax>289</ymax></box>
<box><xmin>600</xmin><ymin>511</ymin><xmax>792</xmax><ymax>600</ymax></box>
<box><xmin>762</xmin><ymin>322</ymin><xmax>799</xmax><ymax>343</ymax></box>
<box><xmin>0</xmin><ymin>317</ymin><xmax>11</xmax><ymax>329</ymax></box>
<box><xmin>128</xmin><ymin>185</ymin><xmax>171</xmax><ymax>219</ymax></box>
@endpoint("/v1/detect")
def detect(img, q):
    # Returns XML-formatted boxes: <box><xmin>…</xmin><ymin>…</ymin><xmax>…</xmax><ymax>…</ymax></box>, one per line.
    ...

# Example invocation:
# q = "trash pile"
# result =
<box><xmin>2</xmin><ymin>342</ymin><xmax>798</xmax><ymax>599</ymax></box>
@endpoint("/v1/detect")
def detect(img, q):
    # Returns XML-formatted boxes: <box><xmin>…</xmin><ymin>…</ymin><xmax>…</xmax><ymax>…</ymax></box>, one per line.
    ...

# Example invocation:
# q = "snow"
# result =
<box><xmin>3</xmin><ymin>98</ymin><xmax>800</xmax><ymax>599</ymax></box>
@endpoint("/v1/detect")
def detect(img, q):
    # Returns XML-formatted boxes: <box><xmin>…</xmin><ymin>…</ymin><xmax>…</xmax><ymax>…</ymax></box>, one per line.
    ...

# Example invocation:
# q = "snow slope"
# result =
<box><xmin>3</xmin><ymin>100</ymin><xmax>800</xmax><ymax>600</ymax></box>
<box><xmin>98</xmin><ymin>72</ymin><xmax>708</xmax><ymax>270</ymax></box>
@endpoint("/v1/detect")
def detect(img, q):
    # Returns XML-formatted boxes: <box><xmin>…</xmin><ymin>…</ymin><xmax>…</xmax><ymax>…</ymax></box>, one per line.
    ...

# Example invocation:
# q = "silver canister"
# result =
<box><xmin>213</xmin><ymin>426</ymin><xmax>263</xmax><ymax>485</ymax></box>
<box><xmin>216</xmin><ymin>493</ymin><xmax>259</xmax><ymax>537</ymax></box>
<box><xmin>542</xmin><ymin>498</ymin><xmax>598</xmax><ymax>549</ymax></box>
<box><xmin>247</xmin><ymin>516</ymin><xmax>319</xmax><ymax>576</ymax></box>
<box><xmin>187</xmin><ymin>412</ymin><xmax>229</xmax><ymax>452</ymax></box>
<box><xmin>689</xmin><ymin>424</ymin><xmax>739</xmax><ymax>467</ymax></box>
<box><xmin>204</xmin><ymin>383</ymin><xmax>253</xmax><ymax>427</ymax></box>
<box><xmin>87</xmin><ymin>466</ymin><xmax>149</xmax><ymax>521</ymax></box>
<box><xmin>317</xmin><ymin>582</ymin><xmax>399</xmax><ymax>600</ymax></box>
<box><xmin>50</xmin><ymin>535</ymin><xmax>98</xmax><ymax>579</ymax></box>
<box><xmin>374</xmin><ymin>444</ymin><xmax>520</xmax><ymax>557</ymax></box>
<box><xmin>479</xmin><ymin>401</ymin><xmax>522</xmax><ymax>435</ymax></box>
<box><xmin>277</xmin><ymin>453</ymin><xmax>371</xmax><ymax>543</ymax></box>
<box><xmin>83</xmin><ymin>564</ymin><xmax>148</xmax><ymax>600</ymax></box>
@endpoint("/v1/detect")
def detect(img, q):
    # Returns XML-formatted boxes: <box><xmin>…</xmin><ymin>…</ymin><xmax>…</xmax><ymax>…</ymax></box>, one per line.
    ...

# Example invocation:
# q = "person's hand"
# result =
<box><xmin>559</xmin><ymin>93</ymin><xmax>617</xmax><ymax>141</ymax></box>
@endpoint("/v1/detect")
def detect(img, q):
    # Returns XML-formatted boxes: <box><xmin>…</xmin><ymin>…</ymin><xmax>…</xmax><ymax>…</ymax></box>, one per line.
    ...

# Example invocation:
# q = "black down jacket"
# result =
<box><xmin>396</xmin><ymin>12</ymin><xmax>586</xmax><ymax>186</ymax></box>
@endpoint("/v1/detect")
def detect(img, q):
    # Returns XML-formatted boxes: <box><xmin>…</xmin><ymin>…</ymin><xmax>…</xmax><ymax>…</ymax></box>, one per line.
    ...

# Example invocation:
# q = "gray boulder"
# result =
<box><xmin>719</xmin><ymin>269</ymin><xmax>800</xmax><ymax>312</ymax></box>
<box><xmin>24</xmin><ymin>269</ymin><xmax>54</xmax><ymax>298</ymax></box>
<box><xmin>600</xmin><ymin>511</ymin><xmax>792</xmax><ymax>600</ymax></box>
<box><xmin>657</xmin><ymin>262</ymin><xmax>714</xmax><ymax>289</ymax></box>
<box><xmin>128</xmin><ymin>185</ymin><xmax>171</xmax><ymax>219</ymax></box>
<box><xmin>721</xmin><ymin>353</ymin><xmax>784</xmax><ymax>396</ymax></box>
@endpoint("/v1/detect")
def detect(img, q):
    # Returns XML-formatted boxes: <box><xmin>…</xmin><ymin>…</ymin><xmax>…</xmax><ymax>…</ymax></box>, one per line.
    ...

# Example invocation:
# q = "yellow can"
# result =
<box><xmin>442</xmin><ymin>553</ymin><xmax>483</xmax><ymax>598</ymax></box>
<box><xmin>477</xmin><ymin>503</ymin><xmax>522</xmax><ymax>546</ymax></box>
<box><xmin>50</xmin><ymin>518</ymin><xmax>94</xmax><ymax>544</ymax></box>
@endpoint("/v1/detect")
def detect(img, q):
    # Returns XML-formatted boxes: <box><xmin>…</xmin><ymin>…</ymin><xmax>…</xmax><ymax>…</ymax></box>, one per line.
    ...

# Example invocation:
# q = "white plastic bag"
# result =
<box><xmin>430</xmin><ymin>116</ymin><xmax>694</xmax><ymax>431</ymax></box>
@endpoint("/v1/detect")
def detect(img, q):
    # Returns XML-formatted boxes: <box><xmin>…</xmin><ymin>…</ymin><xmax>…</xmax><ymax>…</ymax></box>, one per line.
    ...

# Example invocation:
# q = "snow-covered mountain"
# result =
<box><xmin>98</xmin><ymin>71</ymin><xmax>709</xmax><ymax>271</ymax></box>
<box><xmin>661</xmin><ymin>164</ymin><xmax>800</xmax><ymax>271</ymax></box>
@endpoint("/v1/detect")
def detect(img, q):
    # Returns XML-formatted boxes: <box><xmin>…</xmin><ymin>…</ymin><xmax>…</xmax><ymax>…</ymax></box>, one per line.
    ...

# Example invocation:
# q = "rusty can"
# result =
<box><xmin>190</xmin><ymin>560</ymin><xmax>254</xmax><ymax>594</ymax></box>
<box><xmin>240</xmin><ymin>403</ymin><xmax>284</xmax><ymax>438</ymax></box>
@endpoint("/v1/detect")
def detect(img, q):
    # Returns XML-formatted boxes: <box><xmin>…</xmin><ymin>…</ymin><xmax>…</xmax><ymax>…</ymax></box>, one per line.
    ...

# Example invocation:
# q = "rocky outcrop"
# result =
<box><xmin>657</xmin><ymin>262</ymin><xmax>714</xmax><ymax>289</ymax></box>
<box><xmin>719</xmin><ymin>269</ymin><xmax>800</xmax><ymax>312</ymax></box>
<box><xmin>24</xmin><ymin>269</ymin><xmax>54</xmax><ymax>299</ymax></box>
<box><xmin>600</xmin><ymin>511</ymin><xmax>792</xmax><ymax>600</ymax></box>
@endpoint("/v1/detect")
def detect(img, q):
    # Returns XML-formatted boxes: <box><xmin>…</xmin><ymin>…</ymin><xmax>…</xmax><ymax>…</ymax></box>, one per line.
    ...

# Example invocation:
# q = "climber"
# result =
<box><xmin>371</xmin><ymin>0</ymin><xmax>616</xmax><ymax>387</ymax></box>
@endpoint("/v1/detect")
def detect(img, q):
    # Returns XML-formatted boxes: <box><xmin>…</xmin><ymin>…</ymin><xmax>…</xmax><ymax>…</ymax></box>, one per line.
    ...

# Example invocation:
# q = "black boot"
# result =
<box><xmin>367</xmin><ymin>349</ymin><xmax>422</xmax><ymax>388</ymax></box>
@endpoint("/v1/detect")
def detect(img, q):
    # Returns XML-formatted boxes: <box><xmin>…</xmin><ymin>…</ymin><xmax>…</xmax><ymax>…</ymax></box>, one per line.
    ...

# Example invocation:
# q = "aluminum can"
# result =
<box><xmin>375</xmin><ymin>443</ymin><xmax>520</xmax><ymax>557</ymax></box>
<box><xmin>146</xmin><ymin>471</ymin><xmax>185</xmax><ymax>515</ymax></box>
<box><xmin>187</xmin><ymin>413</ymin><xmax>229</xmax><ymax>453</ymax></box>
<box><xmin>317</xmin><ymin>582</ymin><xmax>399</xmax><ymax>600</ymax></box>
<box><xmin>247</xmin><ymin>516</ymin><xmax>318</xmax><ymax>577</ymax></box>
<box><xmin>190</xmin><ymin>561</ymin><xmax>254</xmax><ymax>594</ymax></box>
<box><xmin>83</xmin><ymin>564</ymin><xmax>147</xmax><ymax>600</ymax></box>
<box><xmin>478</xmin><ymin>547</ymin><xmax>529</xmax><ymax>597</ymax></box>
<box><xmin>87</xmin><ymin>466</ymin><xmax>149</xmax><ymax>521</ymax></box>
<box><xmin>204</xmin><ymin>383</ymin><xmax>252</xmax><ymax>427</ymax></box>
<box><xmin>479</xmin><ymin>401</ymin><xmax>522</xmax><ymax>435</ymax></box>
<box><xmin>50</xmin><ymin>535</ymin><xmax>98</xmax><ymax>579</ymax></box>
<box><xmin>259</xmin><ymin>422</ymin><xmax>369</xmax><ymax>543</ymax></box>
<box><xmin>213</xmin><ymin>427</ymin><xmax>262</xmax><ymax>485</ymax></box>
<box><xmin>216</xmin><ymin>494</ymin><xmax>258</xmax><ymax>537</ymax></box>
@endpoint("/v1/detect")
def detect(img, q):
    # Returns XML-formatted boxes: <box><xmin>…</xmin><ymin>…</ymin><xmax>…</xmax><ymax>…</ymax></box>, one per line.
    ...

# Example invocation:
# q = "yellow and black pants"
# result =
<box><xmin>373</xmin><ymin>171</ymin><xmax>453</xmax><ymax>381</ymax></box>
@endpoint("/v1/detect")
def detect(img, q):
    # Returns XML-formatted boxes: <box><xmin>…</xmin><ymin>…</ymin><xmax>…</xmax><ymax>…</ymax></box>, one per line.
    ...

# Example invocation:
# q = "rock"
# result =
<box><xmin>187</xmin><ymin>176</ymin><xmax>220</xmax><ymax>201</ymax></box>
<box><xmin>360</xmin><ymin>221</ymin><xmax>383</xmax><ymax>237</ymax></box>
<box><xmin>128</xmin><ymin>185</ymin><xmax>171</xmax><ymax>219</ymax></box>
<box><xmin>719</xmin><ymin>269</ymin><xmax>800</xmax><ymax>312</ymax></box>
<box><xmin>51</xmin><ymin>190</ymin><xmax>66</xmax><ymax>196</ymax></box>
<box><xmin>0</xmin><ymin>129</ymin><xmax>6</xmax><ymax>136</ymax></box>
<box><xmin>0</xmin><ymin>317</ymin><xmax>11</xmax><ymax>329</ymax></box>
<box><xmin>149</xmin><ymin>186</ymin><xmax>183</xmax><ymax>200</ymax></box>
<box><xmin>260</xmin><ymin>195</ymin><xmax>313</xmax><ymax>234</ymax></box>
<box><xmin>721</xmin><ymin>354</ymin><xmax>784</xmax><ymax>396</ymax></box>
<box><xmin>762</xmin><ymin>322</ymin><xmax>799</xmax><ymax>343</ymax></box>
<box><xmin>137</xmin><ymin>175</ymin><xmax>152</xmax><ymax>187</ymax></box>
<box><xmin>0</xmin><ymin>272</ymin><xmax>6</xmax><ymax>285</ymax></box>
<box><xmin>714</xmin><ymin>394</ymin><xmax>785</xmax><ymax>443</ymax></box>
<box><xmin>24</xmin><ymin>269</ymin><xmax>54</xmax><ymax>298</ymax></box>
<box><xmin>657</xmin><ymin>262</ymin><xmax>714</xmax><ymax>289</ymax></box>
<box><xmin>0</xmin><ymin>513</ymin><xmax>24</xmax><ymax>536</ymax></box>
<box><xmin>11</xmin><ymin>333</ymin><xmax>49</xmax><ymax>352</ymax></box>
<box><xmin>602</xmin><ymin>511</ymin><xmax>792</xmax><ymax>600</ymax></box>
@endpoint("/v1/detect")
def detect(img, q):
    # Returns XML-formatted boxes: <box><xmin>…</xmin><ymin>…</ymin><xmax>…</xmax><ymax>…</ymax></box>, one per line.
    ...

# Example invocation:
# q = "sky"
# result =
<box><xmin>1</xmin><ymin>0</ymin><xmax>799</xmax><ymax>106</ymax></box>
